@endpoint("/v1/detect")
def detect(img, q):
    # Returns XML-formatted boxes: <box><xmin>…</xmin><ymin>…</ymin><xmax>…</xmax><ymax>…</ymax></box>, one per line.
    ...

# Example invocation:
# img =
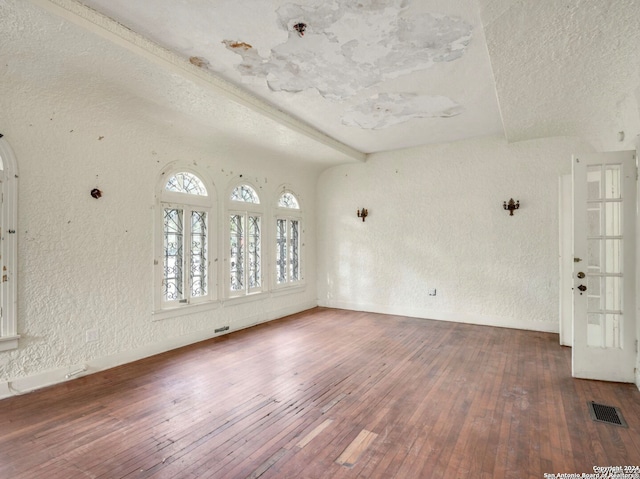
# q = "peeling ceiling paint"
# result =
<box><xmin>17</xmin><ymin>0</ymin><xmax>639</xmax><ymax>155</ymax></box>
<box><xmin>220</xmin><ymin>0</ymin><xmax>472</xmax><ymax>130</ymax></box>
<box><xmin>224</xmin><ymin>1</ymin><xmax>472</xmax><ymax>102</ymax></box>
<box><xmin>76</xmin><ymin>0</ymin><xmax>506</xmax><ymax>153</ymax></box>
<box><xmin>343</xmin><ymin>93</ymin><xmax>463</xmax><ymax>129</ymax></box>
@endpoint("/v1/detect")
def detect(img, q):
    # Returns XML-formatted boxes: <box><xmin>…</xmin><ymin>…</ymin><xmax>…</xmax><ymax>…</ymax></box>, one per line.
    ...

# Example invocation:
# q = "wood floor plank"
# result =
<box><xmin>296</xmin><ymin>419</ymin><xmax>334</xmax><ymax>449</ymax></box>
<box><xmin>335</xmin><ymin>429</ymin><xmax>379</xmax><ymax>468</ymax></box>
<box><xmin>2</xmin><ymin>308</ymin><xmax>640</xmax><ymax>479</ymax></box>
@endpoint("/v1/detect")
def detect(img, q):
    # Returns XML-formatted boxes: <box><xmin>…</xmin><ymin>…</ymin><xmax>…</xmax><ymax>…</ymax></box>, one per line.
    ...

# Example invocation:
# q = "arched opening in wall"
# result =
<box><xmin>0</xmin><ymin>135</ymin><xmax>19</xmax><ymax>351</ymax></box>
<box><xmin>227</xmin><ymin>181</ymin><xmax>263</xmax><ymax>298</ymax></box>
<box><xmin>275</xmin><ymin>188</ymin><xmax>304</xmax><ymax>289</ymax></box>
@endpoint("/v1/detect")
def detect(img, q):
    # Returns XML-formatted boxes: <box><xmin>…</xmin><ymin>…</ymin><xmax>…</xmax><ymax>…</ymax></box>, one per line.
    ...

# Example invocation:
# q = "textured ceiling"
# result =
<box><xmin>27</xmin><ymin>0</ymin><xmax>640</xmax><ymax>157</ymax></box>
<box><xmin>77</xmin><ymin>0</ymin><xmax>505</xmax><ymax>154</ymax></box>
<box><xmin>481</xmin><ymin>0</ymin><xmax>640</xmax><ymax>148</ymax></box>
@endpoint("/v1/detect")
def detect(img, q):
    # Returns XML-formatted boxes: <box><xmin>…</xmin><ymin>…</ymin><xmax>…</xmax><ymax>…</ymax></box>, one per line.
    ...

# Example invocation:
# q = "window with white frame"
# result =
<box><xmin>228</xmin><ymin>183</ymin><xmax>263</xmax><ymax>296</ymax></box>
<box><xmin>0</xmin><ymin>136</ymin><xmax>18</xmax><ymax>351</ymax></box>
<box><xmin>275</xmin><ymin>191</ymin><xmax>302</xmax><ymax>287</ymax></box>
<box><xmin>157</xmin><ymin>170</ymin><xmax>214</xmax><ymax>309</ymax></box>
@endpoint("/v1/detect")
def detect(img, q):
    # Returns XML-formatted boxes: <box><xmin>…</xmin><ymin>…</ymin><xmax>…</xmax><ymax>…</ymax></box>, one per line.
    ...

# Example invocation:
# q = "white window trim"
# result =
<box><xmin>273</xmin><ymin>187</ymin><xmax>305</xmax><ymax>291</ymax></box>
<box><xmin>153</xmin><ymin>165</ymin><xmax>217</xmax><ymax>317</ymax></box>
<box><xmin>0</xmin><ymin>137</ymin><xmax>19</xmax><ymax>351</ymax></box>
<box><xmin>226</xmin><ymin>180</ymin><xmax>265</xmax><ymax>299</ymax></box>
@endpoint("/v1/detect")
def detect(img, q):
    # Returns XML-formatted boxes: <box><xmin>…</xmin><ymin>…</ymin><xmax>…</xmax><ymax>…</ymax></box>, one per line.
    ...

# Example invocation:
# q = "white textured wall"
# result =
<box><xmin>0</xmin><ymin>0</ymin><xmax>322</xmax><ymax>396</ymax></box>
<box><xmin>317</xmin><ymin>135</ymin><xmax>595</xmax><ymax>332</ymax></box>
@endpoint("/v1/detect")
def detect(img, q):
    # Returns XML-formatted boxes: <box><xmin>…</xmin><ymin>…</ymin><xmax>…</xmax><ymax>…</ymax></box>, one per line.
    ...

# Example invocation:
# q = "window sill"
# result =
<box><xmin>223</xmin><ymin>291</ymin><xmax>269</xmax><ymax>306</ymax></box>
<box><xmin>270</xmin><ymin>283</ymin><xmax>307</xmax><ymax>297</ymax></box>
<box><xmin>152</xmin><ymin>300</ymin><xmax>220</xmax><ymax>322</ymax></box>
<box><xmin>152</xmin><ymin>285</ymin><xmax>308</xmax><ymax>321</ymax></box>
<box><xmin>0</xmin><ymin>335</ymin><xmax>20</xmax><ymax>352</ymax></box>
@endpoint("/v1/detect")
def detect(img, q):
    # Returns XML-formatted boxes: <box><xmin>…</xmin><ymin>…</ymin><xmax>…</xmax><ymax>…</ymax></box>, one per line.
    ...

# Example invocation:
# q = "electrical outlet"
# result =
<box><xmin>428</xmin><ymin>288</ymin><xmax>437</xmax><ymax>296</ymax></box>
<box><xmin>86</xmin><ymin>329</ymin><xmax>99</xmax><ymax>342</ymax></box>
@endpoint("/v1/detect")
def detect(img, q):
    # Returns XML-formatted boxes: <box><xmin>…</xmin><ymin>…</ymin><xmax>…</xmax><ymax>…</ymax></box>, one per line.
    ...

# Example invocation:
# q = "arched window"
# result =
<box><xmin>156</xmin><ymin>169</ymin><xmax>215</xmax><ymax>310</ymax></box>
<box><xmin>0</xmin><ymin>136</ymin><xmax>18</xmax><ymax>351</ymax></box>
<box><xmin>228</xmin><ymin>182</ymin><xmax>263</xmax><ymax>296</ymax></box>
<box><xmin>275</xmin><ymin>189</ymin><xmax>302</xmax><ymax>287</ymax></box>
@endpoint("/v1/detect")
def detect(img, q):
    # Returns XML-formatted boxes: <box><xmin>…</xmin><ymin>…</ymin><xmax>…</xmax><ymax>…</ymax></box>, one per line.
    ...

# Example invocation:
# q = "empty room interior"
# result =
<box><xmin>1</xmin><ymin>0</ymin><xmax>640</xmax><ymax>477</ymax></box>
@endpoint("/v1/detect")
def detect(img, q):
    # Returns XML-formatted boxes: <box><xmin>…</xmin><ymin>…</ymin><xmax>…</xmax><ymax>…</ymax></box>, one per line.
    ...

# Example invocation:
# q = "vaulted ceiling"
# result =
<box><xmin>32</xmin><ymin>0</ymin><xmax>640</xmax><ymax>158</ymax></box>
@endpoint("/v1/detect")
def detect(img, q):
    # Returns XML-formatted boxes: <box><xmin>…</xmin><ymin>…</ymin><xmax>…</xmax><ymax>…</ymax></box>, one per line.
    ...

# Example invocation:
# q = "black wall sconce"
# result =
<box><xmin>293</xmin><ymin>22</ymin><xmax>307</xmax><ymax>36</ymax></box>
<box><xmin>503</xmin><ymin>198</ymin><xmax>519</xmax><ymax>216</ymax></box>
<box><xmin>357</xmin><ymin>208</ymin><xmax>368</xmax><ymax>222</ymax></box>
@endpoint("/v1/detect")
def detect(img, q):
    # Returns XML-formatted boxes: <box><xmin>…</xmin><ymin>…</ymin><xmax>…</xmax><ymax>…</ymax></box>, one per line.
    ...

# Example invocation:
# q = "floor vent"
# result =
<box><xmin>587</xmin><ymin>401</ymin><xmax>627</xmax><ymax>427</ymax></box>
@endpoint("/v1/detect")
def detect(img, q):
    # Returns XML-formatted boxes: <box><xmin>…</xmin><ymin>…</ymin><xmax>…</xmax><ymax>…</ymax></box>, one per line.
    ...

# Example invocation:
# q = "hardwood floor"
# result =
<box><xmin>1</xmin><ymin>308</ymin><xmax>639</xmax><ymax>478</ymax></box>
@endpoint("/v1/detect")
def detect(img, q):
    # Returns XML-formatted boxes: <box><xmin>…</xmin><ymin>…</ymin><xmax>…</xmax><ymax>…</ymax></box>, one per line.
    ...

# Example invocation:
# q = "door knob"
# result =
<box><xmin>577</xmin><ymin>284</ymin><xmax>587</xmax><ymax>292</ymax></box>
<box><xmin>577</xmin><ymin>272</ymin><xmax>585</xmax><ymax>279</ymax></box>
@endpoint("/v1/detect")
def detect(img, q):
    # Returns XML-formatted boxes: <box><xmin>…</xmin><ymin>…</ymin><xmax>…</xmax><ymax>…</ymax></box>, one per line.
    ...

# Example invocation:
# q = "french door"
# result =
<box><xmin>572</xmin><ymin>151</ymin><xmax>636</xmax><ymax>382</ymax></box>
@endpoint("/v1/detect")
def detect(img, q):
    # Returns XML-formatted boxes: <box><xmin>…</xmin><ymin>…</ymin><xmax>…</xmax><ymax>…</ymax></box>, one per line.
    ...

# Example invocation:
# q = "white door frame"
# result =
<box><xmin>558</xmin><ymin>174</ymin><xmax>573</xmax><ymax>347</ymax></box>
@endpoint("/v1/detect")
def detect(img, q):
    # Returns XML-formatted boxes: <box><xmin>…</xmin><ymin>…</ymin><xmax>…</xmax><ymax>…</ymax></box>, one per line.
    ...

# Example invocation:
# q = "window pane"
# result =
<box><xmin>165</xmin><ymin>172</ymin><xmax>208</xmax><ymax>196</ymax></box>
<box><xmin>276</xmin><ymin>219</ymin><xmax>287</xmax><ymax>284</ymax></box>
<box><xmin>605</xmin><ymin>165</ymin><xmax>621</xmax><ymax>199</ymax></box>
<box><xmin>587</xmin><ymin>276</ymin><xmax>601</xmax><ymax>311</ymax></box>
<box><xmin>587</xmin><ymin>239</ymin><xmax>601</xmax><ymax>272</ymax></box>
<box><xmin>605</xmin><ymin>276</ymin><xmax>622</xmax><ymax>312</ymax></box>
<box><xmin>587</xmin><ymin>166</ymin><xmax>601</xmax><ymax>200</ymax></box>
<box><xmin>605</xmin><ymin>202</ymin><xmax>621</xmax><ymax>236</ymax></box>
<box><xmin>230</xmin><ymin>215</ymin><xmax>244</xmax><ymax>291</ymax></box>
<box><xmin>164</xmin><ymin>208</ymin><xmax>184</xmax><ymax>301</ymax></box>
<box><xmin>248</xmin><ymin>216</ymin><xmax>261</xmax><ymax>289</ymax></box>
<box><xmin>290</xmin><ymin>220</ymin><xmax>300</xmax><ymax>281</ymax></box>
<box><xmin>604</xmin><ymin>239</ymin><xmax>622</xmax><ymax>274</ymax></box>
<box><xmin>588</xmin><ymin>313</ymin><xmax>622</xmax><ymax>349</ymax></box>
<box><xmin>587</xmin><ymin>203</ymin><xmax>601</xmax><ymax>237</ymax></box>
<box><xmin>587</xmin><ymin>295</ymin><xmax>602</xmax><ymax>312</ymax></box>
<box><xmin>278</xmin><ymin>192</ymin><xmax>299</xmax><ymax>209</ymax></box>
<box><xmin>190</xmin><ymin>211</ymin><xmax>207</xmax><ymax>298</ymax></box>
<box><xmin>231</xmin><ymin>184</ymin><xmax>260</xmax><ymax>203</ymax></box>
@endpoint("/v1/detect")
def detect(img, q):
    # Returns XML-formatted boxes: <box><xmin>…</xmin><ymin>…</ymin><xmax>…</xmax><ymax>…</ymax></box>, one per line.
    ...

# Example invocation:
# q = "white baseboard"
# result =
<box><xmin>0</xmin><ymin>300</ymin><xmax>317</xmax><ymax>400</ymax></box>
<box><xmin>318</xmin><ymin>300</ymin><xmax>560</xmax><ymax>334</ymax></box>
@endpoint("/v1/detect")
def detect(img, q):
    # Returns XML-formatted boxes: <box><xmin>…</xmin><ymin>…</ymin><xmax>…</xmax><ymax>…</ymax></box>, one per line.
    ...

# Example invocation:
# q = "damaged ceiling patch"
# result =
<box><xmin>342</xmin><ymin>93</ymin><xmax>463</xmax><ymax>129</ymax></box>
<box><xmin>189</xmin><ymin>56</ymin><xmax>210</xmax><ymax>68</ymax></box>
<box><xmin>223</xmin><ymin>0</ymin><xmax>472</xmax><ymax>101</ymax></box>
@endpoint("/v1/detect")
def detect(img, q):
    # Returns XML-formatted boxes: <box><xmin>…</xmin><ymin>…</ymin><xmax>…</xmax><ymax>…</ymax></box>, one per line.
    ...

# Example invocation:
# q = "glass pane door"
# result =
<box><xmin>585</xmin><ymin>165</ymin><xmax>624</xmax><ymax>349</ymax></box>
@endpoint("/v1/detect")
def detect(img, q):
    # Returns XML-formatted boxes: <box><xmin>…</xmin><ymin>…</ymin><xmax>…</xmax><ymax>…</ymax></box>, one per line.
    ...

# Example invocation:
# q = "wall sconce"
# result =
<box><xmin>357</xmin><ymin>208</ymin><xmax>368</xmax><ymax>222</ymax></box>
<box><xmin>503</xmin><ymin>198</ymin><xmax>519</xmax><ymax>216</ymax></box>
<box><xmin>293</xmin><ymin>22</ymin><xmax>307</xmax><ymax>36</ymax></box>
